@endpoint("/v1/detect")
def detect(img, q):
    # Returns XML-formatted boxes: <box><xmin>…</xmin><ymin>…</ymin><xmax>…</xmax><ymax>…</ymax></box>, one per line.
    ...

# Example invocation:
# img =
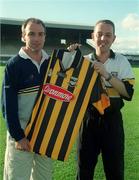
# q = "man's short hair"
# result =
<box><xmin>21</xmin><ymin>18</ymin><xmax>46</xmax><ymax>34</ymax></box>
<box><xmin>95</xmin><ymin>19</ymin><xmax>115</xmax><ymax>34</ymax></box>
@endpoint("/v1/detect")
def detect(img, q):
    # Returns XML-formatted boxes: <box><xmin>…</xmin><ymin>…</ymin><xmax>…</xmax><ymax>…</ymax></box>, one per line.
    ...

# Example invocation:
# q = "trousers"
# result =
<box><xmin>77</xmin><ymin>108</ymin><xmax>124</xmax><ymax>180</ymax></box>
<box><xmin>3</xmin><ymin>132</ymin><xmax>53</xmax><ymax>180</ymax></box>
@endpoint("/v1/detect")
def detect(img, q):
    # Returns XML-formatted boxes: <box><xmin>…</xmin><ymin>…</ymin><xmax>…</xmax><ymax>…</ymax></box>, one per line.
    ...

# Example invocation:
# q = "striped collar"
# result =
<box><xmin>91</xmin><ymin>49</ymin><xmax>115</xmax><ymax>61</ymax></box>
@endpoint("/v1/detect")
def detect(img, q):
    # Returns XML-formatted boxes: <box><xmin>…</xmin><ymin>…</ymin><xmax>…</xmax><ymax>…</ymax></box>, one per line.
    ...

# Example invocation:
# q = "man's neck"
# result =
<box><xmin>96</xmin><ymin>50</ymin><xmax>110</xmax><ymax>63</ymax></box>
<box><xmin>23</xmin><ymin>47</ymin><xmax>42</xmax><ymax>63</ymax></box>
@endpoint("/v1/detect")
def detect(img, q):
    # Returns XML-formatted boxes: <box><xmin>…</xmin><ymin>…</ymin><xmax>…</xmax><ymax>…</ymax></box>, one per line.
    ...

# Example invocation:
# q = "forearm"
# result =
<box><xmin>93</xmin><ymin>62</ymin><xmax>130</xmax><ymax>98</ymax></box>
<box><xmin>107</xmin><ymin>75</ymin><xmax>130</xmax><ymax>98</ymax></box>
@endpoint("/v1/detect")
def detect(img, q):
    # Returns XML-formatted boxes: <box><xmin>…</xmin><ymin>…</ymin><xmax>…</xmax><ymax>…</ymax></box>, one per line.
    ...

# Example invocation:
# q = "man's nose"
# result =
<box><xmin>100</xmin><ymin>35</ymin><xmax>106</xmax><ymax>40</ymax></box>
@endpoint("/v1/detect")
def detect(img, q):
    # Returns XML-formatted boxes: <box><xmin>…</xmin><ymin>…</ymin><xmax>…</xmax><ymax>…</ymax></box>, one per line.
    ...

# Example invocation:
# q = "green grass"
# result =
<box><xmin>122</xmin><ymin>68</ymin><xmax>139</xmax><ymax>179</ymax></box>
<box><xmin>0</xmin><ymin>66</ymin><xmax>6</xmax><ymax>180</ymax></box>
<box><xmin>0</xmin><ymin>66</ymin><xmax>139</xmax><ymax>180</ymax></box>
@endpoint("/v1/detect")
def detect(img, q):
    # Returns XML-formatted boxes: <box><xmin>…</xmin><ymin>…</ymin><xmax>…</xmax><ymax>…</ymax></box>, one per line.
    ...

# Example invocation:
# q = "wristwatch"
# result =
<box><xmin>105</xmin><ymin>73</ymin><xmax>112</xmax><ymax>81</ymax></box>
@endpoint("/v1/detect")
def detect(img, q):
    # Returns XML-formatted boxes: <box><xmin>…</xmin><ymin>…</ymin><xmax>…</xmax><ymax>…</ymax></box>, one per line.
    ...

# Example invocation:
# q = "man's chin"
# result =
<box><xmin>29</xmin><ymin>47</ymin><xmax>41</xmax><ymax>52</ymax></box>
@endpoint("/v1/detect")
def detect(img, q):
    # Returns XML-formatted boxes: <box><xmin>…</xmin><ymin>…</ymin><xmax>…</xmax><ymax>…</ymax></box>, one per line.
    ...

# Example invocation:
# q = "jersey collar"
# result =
<box><xmin>92</xmin><ymin>49</ymin><xmax>115</xmax><ymax>61</ymax></box>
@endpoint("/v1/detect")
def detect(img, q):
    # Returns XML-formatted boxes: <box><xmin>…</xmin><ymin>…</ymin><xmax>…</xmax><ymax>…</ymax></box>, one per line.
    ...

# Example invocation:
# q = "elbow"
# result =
<box><xmin>121</xmin><ymin>89</ymin><xmax>134</xmax><ymax>101</ymax></box>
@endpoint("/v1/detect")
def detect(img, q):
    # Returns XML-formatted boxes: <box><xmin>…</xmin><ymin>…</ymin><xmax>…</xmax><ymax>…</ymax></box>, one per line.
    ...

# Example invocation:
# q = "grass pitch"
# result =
<box><xmin>0</xmin><ymin>66</ymin><xmax>139</xmax><ymax>180</ymax></box>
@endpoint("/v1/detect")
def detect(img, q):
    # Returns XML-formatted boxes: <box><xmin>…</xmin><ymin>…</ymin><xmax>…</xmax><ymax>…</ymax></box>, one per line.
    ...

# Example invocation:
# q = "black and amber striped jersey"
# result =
<box><xmin>25</xmin><ymin>49</ymin><xmax>109</xmax><ymax>161</ymax></box>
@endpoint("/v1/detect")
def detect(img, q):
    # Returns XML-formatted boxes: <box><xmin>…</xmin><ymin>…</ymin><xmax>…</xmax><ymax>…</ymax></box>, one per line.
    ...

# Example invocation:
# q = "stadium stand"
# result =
<box><xmin>1</xmin><ymin>18</ymin><xmax>138</xmax><ymax>66</ymax></box>
<box><xmin>0</xmin><ymin>18</ymin><xmax>94</xmax><ymax>65</ymax></box>
<box><xmin>122</xmin><ymin>54</ymin><xmax>139</xmax><ymax>66</ymax></box>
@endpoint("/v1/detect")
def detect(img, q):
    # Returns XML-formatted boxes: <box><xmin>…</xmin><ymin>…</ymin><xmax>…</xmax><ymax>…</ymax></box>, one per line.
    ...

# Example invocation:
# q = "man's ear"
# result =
<box><xmin>21</xmin><ymin>33</ymin><xmax>26</xmax><ymax>42</ymax></box>
<box><xmin>91</xmin><ymin>32</ymin><xmax>94</xmax><ymax>40</ymax></box>
<box><xmin>21</xmin><ymin>37</ymin><xmax>25</xmax><ymax>42</ymax></box>
<box><xmin>113</xmin><ymin>35</ymin><xmax>116</xmax><ymax>43</ymax></box>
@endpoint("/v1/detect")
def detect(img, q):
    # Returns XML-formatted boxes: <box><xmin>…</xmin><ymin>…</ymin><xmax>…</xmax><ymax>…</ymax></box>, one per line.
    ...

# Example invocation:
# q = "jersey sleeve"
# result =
<box><xmin>2</xmin><ymin>60</ymin><xmax>25</xmax><ymax>141</ymax></box>
<box><xmin>118</xmin><ymin>55</ymin><xmax>135</xmax><ymax>101</ymax></box>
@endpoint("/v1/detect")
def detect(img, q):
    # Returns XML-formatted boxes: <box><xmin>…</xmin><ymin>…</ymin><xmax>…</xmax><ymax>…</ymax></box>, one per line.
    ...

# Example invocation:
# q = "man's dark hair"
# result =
<box><xmin>21</xmin><ymin>18</ymin><xmax>46</xmax><ymax>34</ymax></box>
<box><xmin>95</xmin><ymin>19</ymin><xmax>115</xmax><ymax>34</ymax></box>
